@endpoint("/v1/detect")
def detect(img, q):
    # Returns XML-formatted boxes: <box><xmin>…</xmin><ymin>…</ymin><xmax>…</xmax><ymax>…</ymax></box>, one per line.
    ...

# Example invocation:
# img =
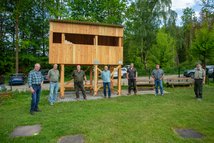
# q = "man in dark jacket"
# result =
<box><xmin>126</xmin><ymin>63</ymin><xmax>137</xmax><ymax>95</ymax></box>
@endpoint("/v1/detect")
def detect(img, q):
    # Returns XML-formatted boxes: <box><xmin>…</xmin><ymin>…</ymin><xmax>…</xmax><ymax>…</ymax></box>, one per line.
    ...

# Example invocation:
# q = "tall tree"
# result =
<box><xmin>191</xmin><ymin>24</ymin><xmax>214</xmax><ymax>65</ymax></box>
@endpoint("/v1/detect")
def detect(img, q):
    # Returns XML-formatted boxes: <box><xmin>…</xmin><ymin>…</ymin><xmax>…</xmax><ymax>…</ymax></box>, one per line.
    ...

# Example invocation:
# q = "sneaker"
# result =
<box><xmin>50</xmin><ymin>102</ymin><xmax>54</xmax><ymax>106</ymax></box>
<box><xmin>197</xmin><ymin>98</ymin><xmax>202</xmax><ymax>101</ymax></box>
<box><xmin>161</xmin><ymin>94</ymin><xmax>164</xmax><ymax>96</ymax></box>
<box><xmin>108</xmin><ymin>96</ymin><xmax>111</xmax><ymax>98</ymax></box>
<box><xmin>104</xmin><ymin>96</ymin><xmax>107</xmax><ymax>98</ymax></box>
<box><xmin>155</xmin><ymin>94</ymin><xmax>157</xmax><ymax>96</ymax></box>
<box><xmin>75</xmin><ymin>98</ymin><xmax>80</xmax><ymax>101</ymax></box>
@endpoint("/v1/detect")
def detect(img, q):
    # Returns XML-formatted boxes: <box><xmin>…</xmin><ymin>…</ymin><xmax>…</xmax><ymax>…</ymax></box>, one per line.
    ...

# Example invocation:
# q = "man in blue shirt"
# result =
<box><xmin>101</xmin><ymin>66</ymin><xmax>111</xmax><ymax>98</ymax></box>
<box><xmin>28</xmin><ymin>63</ymin><xmax>43</xmax><ymax>115</ymax></box>
<box><xmin>152</xmin><ymin>64</ymin><xmax>164</xmax><ymax>96</ymax></box>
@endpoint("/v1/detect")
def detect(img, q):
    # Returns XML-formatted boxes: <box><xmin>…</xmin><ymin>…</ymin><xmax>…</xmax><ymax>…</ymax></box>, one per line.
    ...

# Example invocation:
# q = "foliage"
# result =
<box><xmin>191</xmin><ymin>23</ymin><xmax>214</xmax><ymax>65</ymax></box>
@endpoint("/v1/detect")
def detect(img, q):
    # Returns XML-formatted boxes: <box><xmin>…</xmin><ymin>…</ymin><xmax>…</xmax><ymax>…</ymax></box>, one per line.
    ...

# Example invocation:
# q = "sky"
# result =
<box><xmin>171</xmin><ymin>0</ymin><xmax>202</xmax><ymax>25</ymax></box>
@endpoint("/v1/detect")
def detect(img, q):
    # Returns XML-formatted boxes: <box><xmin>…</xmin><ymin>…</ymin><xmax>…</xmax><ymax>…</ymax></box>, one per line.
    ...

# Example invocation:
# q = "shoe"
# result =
<box><xmin>75</xmin><ymin>98</ymin><xmax>80</xmax><ymax>101</ymax></box>
<box><xmin>104</xmin><ymin>96</ymin><xmax>106</xmax><ymax>98</ymax></box>
<box><xmin>161</xmin><ymin>94</ymin><xmax>164</xmax><ymax>96</ymax></box>
<box><xmin>155</xmin><ymin>94</ymin><xmax>157</xmax><ymax>96</ymax></box>
<box><xmin>35</xmin><ymin>109</ymin><xmax>42</xmax><ymax>112</ymax></box>
<box><xmin>50</xmin><ymin>102</ymin><xmax>54</xmax><ymax>106</ymax></box>
<box><xmin>197</xmin><ymin>98</ymin><xmax>202</xmax><ymax>101</ymax></box>
<box><xmin>127</xmin><ymin>93</ymin><xmax>131</xmax><ymax>95</ymax></box>
<box><xmin>30</xmin><ymin>111</ymin><xmax>34</xmax><ymax>115</ymax></box>
<box><xmin>134</xmin><ymin>93</ymin><xmax>137</xmax><ymax>95</ymax></box>
<box><xmin>108</xmin><ymin>96</ymin><xmax>111</xmax><ymax>98</ymax></box>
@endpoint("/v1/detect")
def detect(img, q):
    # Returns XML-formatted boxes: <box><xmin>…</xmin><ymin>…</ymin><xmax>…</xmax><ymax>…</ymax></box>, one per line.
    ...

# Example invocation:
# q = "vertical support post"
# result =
<box><xmin>62</xmin><ymin>33</ymin><xmax>65</xmax><ymax>44</ymax></box>
<box><xmin>94</xmin><ymin>65</ymin><xmax>98</xmax><ymax>96</ymax></box>
<box><xmin>60</xmin><ymin>64</ymin><xmax>64</xmax><ymax>98</ymax></box>
<box><xmin>117</xmin><ymin>65</ymin><xmax>122</xmax><ymax>95</ymax></box>
<box><xmin>110</xmin><ymin>66</ymin><xmax>114</xmax><ymax>94</ymax></box>
<box><xmin>90</xmin><ymin>66</ymin><xmax>93</xmax><ymax>94</ymax></box>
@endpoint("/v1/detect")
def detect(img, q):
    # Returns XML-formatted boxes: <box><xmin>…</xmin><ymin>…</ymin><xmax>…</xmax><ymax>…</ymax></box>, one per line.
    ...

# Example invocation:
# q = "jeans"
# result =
<box><xmin>30</xmin><ymin>84</ymin><xmax>41</xmax><ymax>112</ymax></box>
<box><xmin>49</xmin><ymin>82</ymin><xmax>59</xmax><ymax>103</ymax></box>
<box><xmin>194</xmin><ymin>79</ymin><xmax>203</xmax><ymax>98</ymax></box>
<box><xmin>103</xmin><ymin>82</ymin><xmax>111</xmax><ymax>97</ymax></box>
<box><xmin>128</xmin><ymin>79</ymin><xmax>137</xmax><ymax>94</ymax></box>
<box><xmin>155</xmin><ymin>79</ymin><xmax>163</xmax><ymax>95</ymax></box>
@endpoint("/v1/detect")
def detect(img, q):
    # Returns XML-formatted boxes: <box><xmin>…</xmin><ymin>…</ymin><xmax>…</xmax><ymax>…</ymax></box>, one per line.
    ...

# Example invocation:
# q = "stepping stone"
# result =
<box><xmin>11</xmin><ymin>124</ymin><xmax>41</xmax><ymax>137</ymax></box>
<box><xmin>58</xmin><ymin>134</ymin><xmax>84</xmax><ymax>143</ymax></box>
<box><xmin>174</xmin><ymin>128</ymin><xmax>204</xmax><ymax>139</ymax></box>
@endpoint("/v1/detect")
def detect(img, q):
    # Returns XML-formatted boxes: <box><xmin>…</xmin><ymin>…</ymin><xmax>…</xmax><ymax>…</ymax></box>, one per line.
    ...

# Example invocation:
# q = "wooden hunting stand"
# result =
<box><xmin>49</xmin><ymin>20</ymin><xmax>123</xmax><ymax>98</ymax></box>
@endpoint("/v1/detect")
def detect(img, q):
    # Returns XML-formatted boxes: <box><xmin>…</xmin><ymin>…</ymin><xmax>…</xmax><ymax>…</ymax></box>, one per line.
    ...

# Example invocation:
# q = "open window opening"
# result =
<box><xmin>65</xmin><ymin>34</ymin><xmax>94</xmax><ymax>45</ymax></box>
<box><xmin>98</xmin><ymin>36</ymin><xmax>119</xmax><ymax>46</ymax></box>
<box><xmin>53</xmin><ymin>33</ymin><xmax>62</xmax><ymax>43</ymax></box>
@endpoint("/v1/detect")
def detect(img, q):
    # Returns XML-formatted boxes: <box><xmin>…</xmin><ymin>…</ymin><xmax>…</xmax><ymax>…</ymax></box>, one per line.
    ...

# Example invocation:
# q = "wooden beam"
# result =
<box><xmin>94</xmin><ymin>65</ymin><xmax>98</xmax><ymax>96</ymax></box>
<box><xmin>90</xmin><ymin>66</ymin><xmax>93</xmax><ymax>94</ymax></box>
<box><xmin>117</xmin><ymin>65</ymin><xmax>121</xmax><ymax>95</ymax></box>
<box><xmin>60</xmin><ymin>64</ymin><xmax>65</xmax><ymax>98</ymax></box>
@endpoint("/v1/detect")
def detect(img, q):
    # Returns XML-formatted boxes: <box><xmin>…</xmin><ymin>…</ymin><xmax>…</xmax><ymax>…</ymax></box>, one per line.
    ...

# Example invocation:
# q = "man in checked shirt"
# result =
<box><xmin>28</xmin><ymin>63</ymin><xmax>43</xmax><ymax>115</ymax></box>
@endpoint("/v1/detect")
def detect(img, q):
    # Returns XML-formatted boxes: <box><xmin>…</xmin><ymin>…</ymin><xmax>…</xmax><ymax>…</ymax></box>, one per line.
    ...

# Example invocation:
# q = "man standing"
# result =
<box><xmin>28</xmin><ymin>63</ymin><xmax>43</xmax><ymax>115</ymax></box>
<box><xmin>48</xmin><ymin>64</ymin><xmax>59</xmax><ymax>105</ymax></box>
<box><xmin>101</xmin><ymin>66</ymin><xmax>111</xmax><ymax>98</ymax></box>
<box><xmin>72</xmin><ymin>65</ymin><xmax>87</xmax><ymax>100</ymax></box>
<box><xmin>194</xmin><ymin>64</ymin><xmax>205</xmax><ymax>100</ymax></box>
<box><xmin>127</xmin><ymin>63</ymin><xmax>137</xmax><ymax>95</ymax></box>
<box><xmin>152</xmin><ymin>64</ymin><xmax>164</xmax><ymax>96</ymax></box>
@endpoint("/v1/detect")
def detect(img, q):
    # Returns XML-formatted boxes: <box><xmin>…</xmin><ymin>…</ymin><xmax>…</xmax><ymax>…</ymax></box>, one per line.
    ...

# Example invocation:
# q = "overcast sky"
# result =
<box><xmin>171</xmin><ymin>0</ymin><xmax>202</xmax><ymax>25</ymax></box>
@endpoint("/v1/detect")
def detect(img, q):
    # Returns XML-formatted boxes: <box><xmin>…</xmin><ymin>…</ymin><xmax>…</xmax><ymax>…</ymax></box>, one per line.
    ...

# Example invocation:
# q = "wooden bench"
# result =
<box><xmin>165</xmin><ymin>78</ymin><xmax>194</xmax><ymax>87</ymax></box>
<box><xmin>136</xmin><ymin>79</ymin><xmax>154</xmax><ymax>90</ymax></box>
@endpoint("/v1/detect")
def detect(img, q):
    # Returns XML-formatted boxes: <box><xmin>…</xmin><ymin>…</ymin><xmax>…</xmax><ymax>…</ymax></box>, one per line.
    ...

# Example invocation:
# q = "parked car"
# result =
<box><xmin>184</xmin><ymin>65</ymin><xmax>214</xmax><ymax>78</ymax></box>
<box><xmin>206</xmin><ymin>65</ymin><xmax>214</xmax><ymax>78</ymax></box>
<box><xmin>40</xmin><ymin>69</ymin><xmax>49</xmax><ymax>83</ymax></box>
<box><xmin>113</xmin><ymin>68</ymin><xmax>127</xmax><ymax>78</ymax></box>
<box><xmin>9</xmin><ymin>73</ymin><xmax>26</xmax><ymax>85</ymax></box>
<box><xmin>183</xmin><ymin>69</ymin><xmax>195</xmax><ymax>78</ymax></box>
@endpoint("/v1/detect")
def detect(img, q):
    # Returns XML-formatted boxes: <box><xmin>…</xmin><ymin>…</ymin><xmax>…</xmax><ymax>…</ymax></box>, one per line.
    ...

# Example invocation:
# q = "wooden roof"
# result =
<box><xmin>50</xmin><ymin>19</ymin><xmax>124</xmax><ymax>28</ymax></box>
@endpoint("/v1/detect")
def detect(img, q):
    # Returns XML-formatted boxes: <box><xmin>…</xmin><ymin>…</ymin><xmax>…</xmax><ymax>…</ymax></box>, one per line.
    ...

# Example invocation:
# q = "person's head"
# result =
<box><xmin>104</xmin><ymin>66</ymin><xmax>108</xmax><ymax>71</ymax></box>
<box><xmin>34</xmin><ymin>63</ymin><xmax>40</xmax><ymax>71</ymax></box>
<box><xmin>77</xmin><ymin>65</ymin><xmax>81</xmax><ymax>71</ymax></box>
<box><xmin>156</xmin><ymin>64</ymin><xmax>160</xmax><ymax>70</ymax></box>
<box><xmin>130</xmin><ymin>63</ymin><xmax>134</xmax><ymax>68</ymax></box>
<box><xmin>196</xmin><ymin>64</ymin><xmax>201</xmax><ymax>69</ymax></box>
<box><xmin>53</xmin><ymin>64</ymin><xmax>58</xmax><ymax>70</ymax></box>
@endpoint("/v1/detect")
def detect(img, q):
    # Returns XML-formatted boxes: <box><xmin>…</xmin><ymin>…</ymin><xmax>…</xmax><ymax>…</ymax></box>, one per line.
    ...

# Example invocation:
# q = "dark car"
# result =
<box><xmin>40</xmin><ymin>69</ymin><xmax>49</xmax><ymax>83</ymax></box>
<box><xmin>183</xmin><ymin>69</ymin><xmax>195</xmax><ymax>78</ymax></box>
<box><xmin>9</xmin><ymin>73</ymin><xmax>26</xmax><ymax>85</ymax></box>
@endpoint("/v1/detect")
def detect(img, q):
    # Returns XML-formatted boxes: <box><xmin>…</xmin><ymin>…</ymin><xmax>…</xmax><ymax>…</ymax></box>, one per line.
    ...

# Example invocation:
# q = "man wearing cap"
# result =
<box><xmin>28</xmin><ymin>63</ymin><xmax>43</xmax><ymax>115</ymax></box>
<box><xmin>48</xmin><ymin>64</ymin><xmax>59</xmax><ymax>105</ymax></box>
<box><xmin>72</xmin><ymin>65</ymin><xmax>87</xmax><ymax>100</ymax></box>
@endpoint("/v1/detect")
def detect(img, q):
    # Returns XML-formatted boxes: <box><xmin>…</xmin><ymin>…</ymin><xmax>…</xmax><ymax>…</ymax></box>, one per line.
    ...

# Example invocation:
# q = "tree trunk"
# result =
<box><xmin>15</xmin><ymin>15</ymin><xmax>19</xmax><ymax>73</ymax></box>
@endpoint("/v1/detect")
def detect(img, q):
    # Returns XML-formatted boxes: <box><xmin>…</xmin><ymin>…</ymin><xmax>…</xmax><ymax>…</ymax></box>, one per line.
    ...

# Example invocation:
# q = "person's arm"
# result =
<box><xmin>160</xmin><ymin>70</ymin><xmax>164</xmax><ymax>80</ymax></box>
<box><xmin>134</xmin><ymin>69</ymin><xmax>137</xmax><ymax>79</ymax></box>
<box><xmin>151</xmin><ymin>70</ymin><xmax>155</xmax><ymax>79</ymax></box>
<box><xmin>28</xmin><ymin>72</ymin><xmax>34</xmax><ymax>93</ymax></box>
<box><xmin>47</xmin><ymin>70</ymin><xmax>50</xmax><ymax>81</ymax></box>
<box><xmin>83</xmin><ymin>71</ymin><xmax>87</xmax><ymax>81</ymax></box>
<box><xmin>126</xmin><ymin>69</ymin><xmax>129</xmax><ymax>79</ymax></box>
<box><xmin>203</xmin><ymin>69</ymin><xmax>206</xmax><ymax>84</ymax></box>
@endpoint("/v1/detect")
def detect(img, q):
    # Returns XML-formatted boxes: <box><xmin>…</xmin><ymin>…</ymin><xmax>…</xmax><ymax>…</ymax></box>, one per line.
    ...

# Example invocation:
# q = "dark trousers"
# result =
<box><xmin>74</xmin><ymin>82</ymin><xmax>86</xmax><ymax>99</ymax></box>
<box><xmin>194</xmin><ymin>79</ymin><xmax>203</xmax><ymax>98</ymax></box>
<box><xmin>30</xmin><ymin>84</ymin><xmax>41</xmax><ymax>112</ymax></box>
<box><xmin>103</xmin><ymin>82</ymin><xmax>111</xmax><ymax>97</ymax></box>
<box><xmin>128</xmin><ymin>79</ymin><xmax>137</xmax><ymax>94</ymax></box>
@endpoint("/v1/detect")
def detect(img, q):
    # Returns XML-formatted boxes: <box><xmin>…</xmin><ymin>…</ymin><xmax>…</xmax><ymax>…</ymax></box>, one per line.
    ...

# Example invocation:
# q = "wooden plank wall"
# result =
<box><xmin>49</xmin><ymin>21</ymin><xmax>123</xmax><ymax>65</ymax></box>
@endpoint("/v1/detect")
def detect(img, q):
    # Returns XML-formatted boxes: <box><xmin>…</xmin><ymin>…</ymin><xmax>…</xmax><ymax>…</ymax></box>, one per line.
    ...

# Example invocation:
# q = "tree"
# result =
<box><xmin>191</xmin><ymin>24</ymin><xmax>214</xmax><ymax>65</ymax></box>
<box><xmin>148</xmin><ymin>29</ymin><xmax>175</xmax><ymax>68</ymax></box>
<box><xmin>124</xmin><ymin>0</ymin><xmax>172</xmax><ymax>70</ymax></box>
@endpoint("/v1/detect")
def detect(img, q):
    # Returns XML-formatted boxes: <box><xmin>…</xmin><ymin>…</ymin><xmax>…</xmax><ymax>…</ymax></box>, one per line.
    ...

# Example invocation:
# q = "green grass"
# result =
<box><xmin>0</xmin><ymin>86</ymin><xmax>214</xmax><ymax>143</ymax></box>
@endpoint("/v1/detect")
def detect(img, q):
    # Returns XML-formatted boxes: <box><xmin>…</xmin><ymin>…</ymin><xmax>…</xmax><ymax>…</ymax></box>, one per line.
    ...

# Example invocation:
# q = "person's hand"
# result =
<box><xmin>30</xmin><ymin>88</ymin><xmax>35</xmax><ymax>93</ymax></box>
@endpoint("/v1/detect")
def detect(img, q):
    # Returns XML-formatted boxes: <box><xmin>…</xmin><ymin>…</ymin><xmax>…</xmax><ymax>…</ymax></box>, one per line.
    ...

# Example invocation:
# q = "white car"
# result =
<box><xmin>113</xmin><ymin>68</ymin><xmax>127</xmax><ymax>78</ymax></box>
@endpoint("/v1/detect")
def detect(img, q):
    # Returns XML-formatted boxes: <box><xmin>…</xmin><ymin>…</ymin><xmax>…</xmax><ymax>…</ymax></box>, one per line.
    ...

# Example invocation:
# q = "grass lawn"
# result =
<box><xmin>0</xmin><ymin>86</ymin><xmax>213</xmax><ymax>143</ymax></box>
